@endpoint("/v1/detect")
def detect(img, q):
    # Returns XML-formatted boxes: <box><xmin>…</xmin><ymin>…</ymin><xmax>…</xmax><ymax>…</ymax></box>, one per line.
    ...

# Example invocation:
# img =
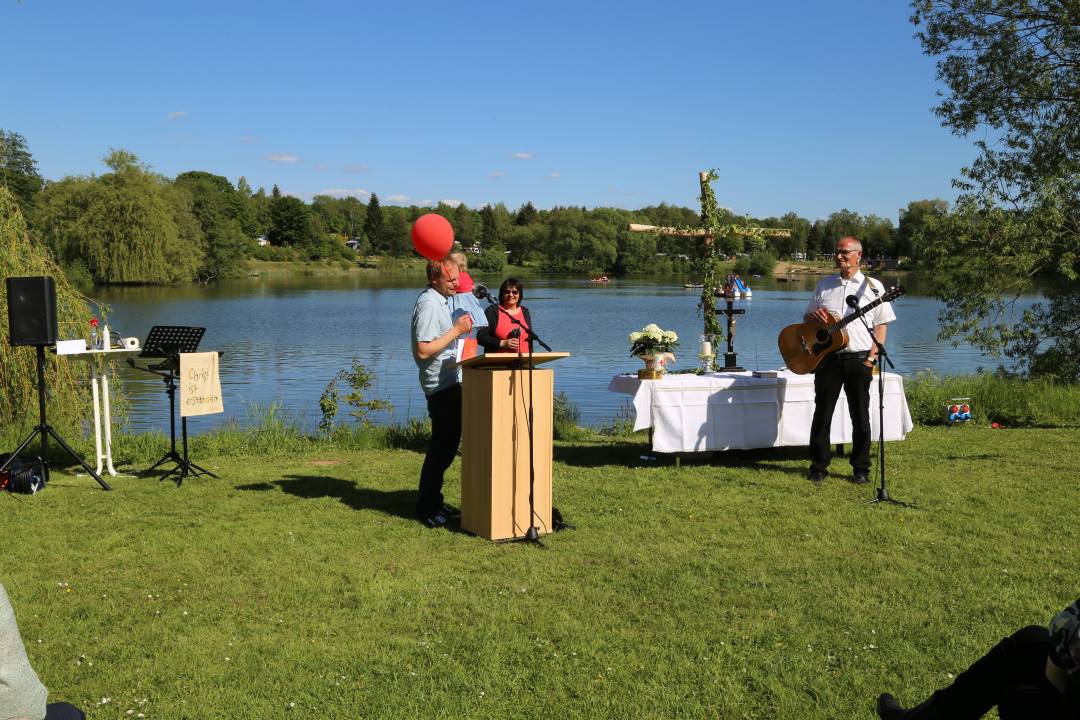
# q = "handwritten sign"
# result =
<box><xmin>179</xmin><ymin>352</ymin><xmax>223</xmax><ymax>417</ymax></box>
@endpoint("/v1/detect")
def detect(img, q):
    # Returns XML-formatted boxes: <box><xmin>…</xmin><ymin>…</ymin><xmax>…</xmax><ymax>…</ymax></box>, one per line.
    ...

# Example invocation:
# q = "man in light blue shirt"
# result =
<box><xmin>411</xmin><ymin>259</ymin><xmax>472</xmax><ymax>527</ymax></box>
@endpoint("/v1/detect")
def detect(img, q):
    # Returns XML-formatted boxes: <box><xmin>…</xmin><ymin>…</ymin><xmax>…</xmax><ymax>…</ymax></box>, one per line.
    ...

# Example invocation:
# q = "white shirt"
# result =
<box><xmin>805</xmin><ymin>271</ymin><xmax>895</xmax><ymax>353</ymax></box>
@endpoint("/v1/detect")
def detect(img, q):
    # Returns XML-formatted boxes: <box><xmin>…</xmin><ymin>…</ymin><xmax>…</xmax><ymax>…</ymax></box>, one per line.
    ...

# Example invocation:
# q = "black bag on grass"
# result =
<box><xmin>0</xmin><ymin>454</ymin><xmax>46</xmax><ymax>494</ymax></box>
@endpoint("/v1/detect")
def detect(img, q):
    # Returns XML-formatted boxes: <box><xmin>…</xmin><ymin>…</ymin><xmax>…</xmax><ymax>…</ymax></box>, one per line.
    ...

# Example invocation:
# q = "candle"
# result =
<box><xmin>700</xmin><ymin>340</ymin><xmax>712</xmax><ymax>356</ymax></box>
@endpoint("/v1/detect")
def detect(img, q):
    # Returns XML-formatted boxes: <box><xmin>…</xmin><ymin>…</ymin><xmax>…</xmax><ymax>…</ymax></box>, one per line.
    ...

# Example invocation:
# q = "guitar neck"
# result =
<box><xmin>826</xmin><ymin>296</ymin><xmax>887</xmax><ymax>334</ymax></box>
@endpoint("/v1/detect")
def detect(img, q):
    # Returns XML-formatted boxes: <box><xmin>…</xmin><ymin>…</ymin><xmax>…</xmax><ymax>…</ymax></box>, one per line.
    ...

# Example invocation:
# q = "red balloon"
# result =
<box><xmin>411</xmin><ymin>214</ymin><xmax>455</xmax><ymax>260</ymax></box>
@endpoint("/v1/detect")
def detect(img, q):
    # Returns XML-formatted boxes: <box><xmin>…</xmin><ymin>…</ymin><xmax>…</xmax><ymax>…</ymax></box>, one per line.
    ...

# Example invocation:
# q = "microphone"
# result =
<box><xmin>508</xmin><ymin>328</ymin><xmax>520</xmax><ymax>338</ymax></box>
<box><xmin>845</xmin><ymin>294</ymin><xmax>860</xmax><ymax>309</ymax></box>
<box><xmin>472</xmin><ymin>283</ymin><xmax>494</xmax><ymax>302</ymax></box>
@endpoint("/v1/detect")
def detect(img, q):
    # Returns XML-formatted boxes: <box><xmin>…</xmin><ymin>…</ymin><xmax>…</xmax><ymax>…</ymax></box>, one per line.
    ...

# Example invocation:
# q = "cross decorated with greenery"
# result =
<box><xmin>629</xmin><ymin>170</ymin><xmax>791</xmax><ymax>370</ymax></box>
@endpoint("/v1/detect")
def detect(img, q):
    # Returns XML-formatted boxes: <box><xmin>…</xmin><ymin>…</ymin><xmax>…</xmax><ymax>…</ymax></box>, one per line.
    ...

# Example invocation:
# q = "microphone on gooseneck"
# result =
<box><xmin>472</xmin><ymin>284</ymin><xmax>494</xmax><ymax>302</ymax></box>
<box><xmin>845</xmin><ymin>294</ymin><xmax>860</xmax><ymax>309</ymax></box>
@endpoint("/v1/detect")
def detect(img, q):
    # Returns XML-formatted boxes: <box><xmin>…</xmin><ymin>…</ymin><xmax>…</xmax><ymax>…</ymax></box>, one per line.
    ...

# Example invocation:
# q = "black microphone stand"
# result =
<box><xmin>475</xmin><ymin>288</ymin><xmax>552</xmax><ymax>544</ymax></box>
<box><xmin>854</xmin><ymin>310</ymin><xmax>912</xmax><ymax>508</ymax></box>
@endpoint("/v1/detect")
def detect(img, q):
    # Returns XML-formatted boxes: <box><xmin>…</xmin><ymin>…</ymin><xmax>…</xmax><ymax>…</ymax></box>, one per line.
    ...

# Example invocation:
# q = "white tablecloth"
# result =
<box><xmin>607</xmin><ymin>370</ymin><xmax>914</xmax><ymax>453</ymax></box>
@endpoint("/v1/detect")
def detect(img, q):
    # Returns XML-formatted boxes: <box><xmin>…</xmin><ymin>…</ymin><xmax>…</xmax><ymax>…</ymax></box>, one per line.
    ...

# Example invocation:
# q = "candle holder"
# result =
<box><xmin>698</xmin><ymin>335</ymin><xmax>716</xmax><ymax>372</ymax></box>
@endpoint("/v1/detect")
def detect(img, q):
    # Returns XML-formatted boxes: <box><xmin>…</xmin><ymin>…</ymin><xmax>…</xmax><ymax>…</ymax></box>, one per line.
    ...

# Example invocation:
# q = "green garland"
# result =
<box><xmin>698</xmin><ymin>170</ymin><xmax>723</xmax><ymax>371</ymax></box>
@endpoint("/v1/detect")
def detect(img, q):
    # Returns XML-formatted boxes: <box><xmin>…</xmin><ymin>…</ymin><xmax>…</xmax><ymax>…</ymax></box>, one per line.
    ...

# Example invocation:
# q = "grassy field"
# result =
<box><xmin>2</xmin><ymin>425</ymin><xmax>1078</xmax><ymax>719</ymax></box>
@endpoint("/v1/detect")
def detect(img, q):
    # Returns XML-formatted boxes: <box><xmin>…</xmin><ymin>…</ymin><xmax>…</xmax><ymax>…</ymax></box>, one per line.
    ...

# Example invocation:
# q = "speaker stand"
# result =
<box><xmin>0</xmin><ymin>345</ymin><xmax>111</xmax><ymax>490</ymax></box>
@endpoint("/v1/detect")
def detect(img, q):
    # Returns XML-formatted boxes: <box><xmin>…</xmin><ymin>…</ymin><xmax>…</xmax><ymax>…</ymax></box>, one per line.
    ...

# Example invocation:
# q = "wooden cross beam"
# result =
<box><xmin>628</xmin><ymin>223</ymin><xmax>792</xmax><ymax>240</ymax></box>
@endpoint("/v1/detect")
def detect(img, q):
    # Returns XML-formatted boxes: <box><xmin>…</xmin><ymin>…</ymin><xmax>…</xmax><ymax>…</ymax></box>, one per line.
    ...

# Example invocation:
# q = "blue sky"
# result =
<box><xmin>2</xmin><ymin>0</ymin><xmax>976</xmax><ymax>221</ymax></box>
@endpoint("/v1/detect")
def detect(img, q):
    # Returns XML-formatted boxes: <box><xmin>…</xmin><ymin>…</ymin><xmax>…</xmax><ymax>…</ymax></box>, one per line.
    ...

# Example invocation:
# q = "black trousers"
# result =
<box><xmin>417</xmin><ymin>384</ymin><xmax>462</xmax><ymax>517</ymax></box>
<box><xmin>46</xmin><ymin>703</ymin><xmax>86</xmax><ymax>720</ymax></box>
<box><xmin>809</xmin><ymin>353</ymin><xmax>872</xmax><ymax>474</ymax></box>
<box><xmin>928</xmin><ymin>625</ymin><xmax>1069</xmax><ymax>719</ymax></box>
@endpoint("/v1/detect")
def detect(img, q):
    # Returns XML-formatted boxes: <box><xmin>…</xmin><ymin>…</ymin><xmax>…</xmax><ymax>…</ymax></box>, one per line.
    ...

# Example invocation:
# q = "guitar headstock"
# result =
<box><xmin>882</xmin><ymin>285</ymin><xmax>906</xmax><ymax>303</ymax></box>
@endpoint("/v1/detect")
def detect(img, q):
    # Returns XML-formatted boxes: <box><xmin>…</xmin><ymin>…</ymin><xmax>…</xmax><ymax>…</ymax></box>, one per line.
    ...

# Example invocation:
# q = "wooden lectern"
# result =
<box><xmin>459</xmin><ymin>352</ymin><xmax>570</xmax><ymax>540</ymax></box>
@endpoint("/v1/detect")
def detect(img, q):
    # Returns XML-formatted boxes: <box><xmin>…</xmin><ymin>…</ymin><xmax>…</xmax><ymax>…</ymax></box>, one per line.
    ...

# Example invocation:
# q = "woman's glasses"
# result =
<box><xmin>503</xmin><ymin>290</ymin><xmax>520</xmax><ymax>296</ymax></box>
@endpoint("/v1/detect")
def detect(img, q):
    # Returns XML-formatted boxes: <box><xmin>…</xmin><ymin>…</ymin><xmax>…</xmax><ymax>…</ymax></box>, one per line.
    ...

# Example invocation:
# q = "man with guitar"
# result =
<box><xmin>804</xmin><ymin>237</ymin><xmax>895</xmax><ymax>484</ymax></box>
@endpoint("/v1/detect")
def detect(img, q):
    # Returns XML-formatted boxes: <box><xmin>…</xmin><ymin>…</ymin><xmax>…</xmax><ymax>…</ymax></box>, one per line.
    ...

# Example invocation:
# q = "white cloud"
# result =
<box><xmin>267</xmin><ymin>154</ymin><xmax>301</xmax><ymax>164</ymax></box>
<box><xmin>386</xmin><ymin>194</ymin><xmax>410</xmax><ymax>204</ymax></box>
<box><xmin>420</xmin><ymin>199</ymin><xmax>435</xmax><ymax>207</ymax></box>
<box><xmin>239</xmin><ymin>135</ymin><xmax>258</xmax><ymax>143</ymax></box>
<box><xmin>317</xmin><ymin>188</ymin><xmax>371</xmax><ymax>199</ymax></box>
<box><xmin>167</xmin><ymin>110</ymin><xmax>187</xmax><ymax>120</ymax></box>
<box><xmin>489</xmin><ymin>171</ymin><xmax>505</xmax><ymax>179</ymax></box>
<box><xmin>511</xmin><ymin>152</ymin><xmax>533</xmax><ymax>160</ymax></box>
<box><xmin>546</xmin><ymin>171</ymin><xmax>561</xmax><ymax>179</ymax></box>
<box><xmin>440</xmin><ymin>198</ymin><xmax>463</xmax><ymax>208</ymax></box>
<box><xmin>315</xmin><ymin>163</ymin><xmax>329</xmax><ymax>171</ymax></box>
<box><xmin>343</xmin><ymin>163</ymin><xmax>368</xmax><ymax>174</ymax></box>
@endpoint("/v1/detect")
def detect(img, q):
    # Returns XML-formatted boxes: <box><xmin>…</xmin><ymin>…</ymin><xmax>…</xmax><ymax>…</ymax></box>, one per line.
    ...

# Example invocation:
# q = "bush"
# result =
<box><xmin>554</xmin><ymin>391</ymin><xmax>587</xmax><ymax>440</ymax></box>
<box><xmin>319</xmin><ymin>359</ymin><xmax>393</xmax><ymax>432</ymax></box>
<box><xmin>473</xmin><ymin>247</ymin><xmax>507</xmax><ymax>273</ymax></box>
<box><xmin>904</xmin><ymin>372</ymin><xmax>1080</xmax><ymax>427</ymax></box>
<box><xmin>734</xmin><ymin>249</ymin><xmax>777</xmax><ymax>277</ymax></box>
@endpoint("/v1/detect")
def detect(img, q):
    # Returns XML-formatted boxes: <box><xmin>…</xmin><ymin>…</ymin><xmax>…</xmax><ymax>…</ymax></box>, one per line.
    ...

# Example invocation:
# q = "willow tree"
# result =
<box><xmin>0</xmin><ymin>186</ymin><xmax>93</xmax><ymax>440</ymax></box>
<box><xmin>35</xmin><ymin>150</ymin><xmax>202</xmax><ymax>284</ymax></box>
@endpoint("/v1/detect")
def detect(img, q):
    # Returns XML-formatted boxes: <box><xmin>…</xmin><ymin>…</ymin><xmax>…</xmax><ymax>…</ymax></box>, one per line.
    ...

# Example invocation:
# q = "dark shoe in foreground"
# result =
<box><xmin>440</xmin><ymin>504</ymin><xmax>461</xmax><ymax>519</ymax></box>
<box><xmin>807</xmin><ymin>470</ymin><xmax>826</xmax><ymax>484</ymax></box>
<box><xmin>852</xmin><ymin>471</ymin><xmax>871</xmax><ymax>484</ymax></box>
<box><xmin>421</xmin><ymin>513</ymin><xmax>449</xmax><ymax>529</ymax></box>
<box><xmin>876</xmin><ymin>693</ymin><xmax>904</xmax><ymax>720</ymax></box>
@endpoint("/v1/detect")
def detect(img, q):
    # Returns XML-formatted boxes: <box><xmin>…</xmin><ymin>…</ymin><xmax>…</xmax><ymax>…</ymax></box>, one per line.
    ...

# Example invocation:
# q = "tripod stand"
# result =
<box><xmin>142</xmin><ymin>359</ymin><xmax>218</xmax><ymax>485</ymax></box>
<box><xmin>857</xmin><ymin>315</ymin><xmax>912</xmax><ymax>508</ymax></box>
<box><xmin>131</xmin><ymin>326</ymin><xmax>217</xmax><ymax>486</ymax></box>
<box><xmin>0</xmin><ymin>345</ymin><xmax>111</xmax><ymax>490</ymax></box>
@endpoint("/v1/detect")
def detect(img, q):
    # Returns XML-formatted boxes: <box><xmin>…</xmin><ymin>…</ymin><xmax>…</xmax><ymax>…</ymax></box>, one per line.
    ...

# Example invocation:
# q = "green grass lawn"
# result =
<box><xmin>2</xmin><ymin>426</ymin><xmax>1077</xmax><ymax>719</ymax></box>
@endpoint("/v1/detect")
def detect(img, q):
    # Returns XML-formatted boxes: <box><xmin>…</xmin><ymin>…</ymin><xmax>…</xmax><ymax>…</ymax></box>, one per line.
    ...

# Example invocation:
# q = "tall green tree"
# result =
<box><xmin>269</xmin><ymin>194</ymin><xmax>316</xmax><ymax>250</ymax></box>
<box><xmin>381</xmin><ymin>208</ymin><xmax>412</xmax><ymax>257</ymax></box>
<box><xmin>451</xmin><ymin>203</ymin><xmax>477</xmax><ymax>247</ymax></box>
<box><xmin>0</xmin><ymin>130</ymin><xmax>44</xmax><ymax>219</ymax></box>
<box><xmin>897</xmin><ymin>199</ymin><xmax>948</xmax><ymax>259</ymax></box>
<box><xmin>515</xmin><ymin>201</ymin><xmax>539</xmax><ymax>226</ymax></box>
<box><xmin>363</xmin><ymin>193</ymin><xmax>384</xmax><ymax>251</ymax></box>
<box><xmin>175</xmin><ymin>171</ymin><xmax>250</xmax><ymax>279</ymax></box>
<box><xmin>912</xmin><ymin>0</ymin><xmax>1080</xmax><ymax>379</ymax></box>
<box><xmin>479</xmin><ymin>203</ymin><xmax>510</xmax><ymax>250</ymax></box>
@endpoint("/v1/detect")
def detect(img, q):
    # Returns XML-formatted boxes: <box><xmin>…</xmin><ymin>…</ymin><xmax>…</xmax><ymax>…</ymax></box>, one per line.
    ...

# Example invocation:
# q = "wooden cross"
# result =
<box><xmin>629</xmin><ymin>170</ymin><xmax>791</xmax><ymax>371</ymax></box>
<box><xmin>719</xmin><ymin>293</ymin><xmax>745</xmax><ymax>371</ymax></box>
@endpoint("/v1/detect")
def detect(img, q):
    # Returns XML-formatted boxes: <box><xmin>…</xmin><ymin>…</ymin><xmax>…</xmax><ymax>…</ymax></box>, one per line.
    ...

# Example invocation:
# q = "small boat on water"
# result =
<box><xmin>590</xmin><ymin>275</ymin><xmax>610</xmax><ymax>283</ymax></box>
<box><xmin>683</xmin><ymin>283</ymin><xmax>704</xmax><ymax>289</ymax></box>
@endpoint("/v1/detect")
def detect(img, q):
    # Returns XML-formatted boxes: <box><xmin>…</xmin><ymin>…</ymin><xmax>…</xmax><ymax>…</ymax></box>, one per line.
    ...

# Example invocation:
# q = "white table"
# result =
<box><xmin>62</xmin><ymin>348</ymin><xmax>141</xmax><ymax>475</ymax></box>
<box><xmin>607</xmin><ymin>369</ymin><xmax>914</xmax><ymax>453</ymax></box>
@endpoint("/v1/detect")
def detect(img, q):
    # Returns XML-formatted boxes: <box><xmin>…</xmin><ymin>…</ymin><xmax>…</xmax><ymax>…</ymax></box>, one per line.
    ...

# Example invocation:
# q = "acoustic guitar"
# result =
<box><xmin>777</xmin><ymin>286</ymin><xmax>905</xmax><ymax>374</ymax></box>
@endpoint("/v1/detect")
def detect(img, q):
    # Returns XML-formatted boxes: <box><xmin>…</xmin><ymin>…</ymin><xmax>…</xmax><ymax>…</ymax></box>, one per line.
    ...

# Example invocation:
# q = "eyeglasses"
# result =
<box><xmin>503</xmin><ymin>290</ymin><xmax>520</xmax><ymax>296</ymax></box>
<box><xmin>835</xmin><ymin>249</ymin><xmax>859</xmax><ymax>256</ymax></box>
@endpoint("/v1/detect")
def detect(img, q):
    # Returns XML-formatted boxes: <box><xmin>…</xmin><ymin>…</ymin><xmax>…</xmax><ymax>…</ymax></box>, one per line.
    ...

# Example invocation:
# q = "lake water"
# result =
<box><xmin>89</xmin><ymin>273</ymin><xmax>1025</xmax><ymax>433</ymax></box>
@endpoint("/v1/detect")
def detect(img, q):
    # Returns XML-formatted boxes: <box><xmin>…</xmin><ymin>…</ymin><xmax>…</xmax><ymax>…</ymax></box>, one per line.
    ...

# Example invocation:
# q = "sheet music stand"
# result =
<box><xmin>131</xmin><ymin>325</ymin><xmax>218</xmax><ymax>485</ymax></box>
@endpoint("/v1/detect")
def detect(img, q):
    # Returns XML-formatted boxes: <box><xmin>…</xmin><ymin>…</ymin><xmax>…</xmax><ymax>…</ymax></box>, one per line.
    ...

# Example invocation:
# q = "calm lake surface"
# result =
<box><xmin>90</xmin><ymin>273</ymin><xmax>1027</xmax><ymax>433</ymax></box>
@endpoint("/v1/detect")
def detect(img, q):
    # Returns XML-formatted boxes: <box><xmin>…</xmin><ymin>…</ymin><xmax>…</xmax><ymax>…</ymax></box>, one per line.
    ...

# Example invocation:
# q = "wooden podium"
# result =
<box><xmin>459</xmin><ymin>352</ymin><xmax>570</xmax><ymax>540</ymax></box>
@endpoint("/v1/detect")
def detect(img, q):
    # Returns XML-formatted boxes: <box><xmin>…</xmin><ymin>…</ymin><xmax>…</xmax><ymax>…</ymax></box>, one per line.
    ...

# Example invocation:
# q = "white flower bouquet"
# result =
<box><xmin>629</xmin><ymin>323</ymin><xmax>678</xmax><ymax>370</ymax></box>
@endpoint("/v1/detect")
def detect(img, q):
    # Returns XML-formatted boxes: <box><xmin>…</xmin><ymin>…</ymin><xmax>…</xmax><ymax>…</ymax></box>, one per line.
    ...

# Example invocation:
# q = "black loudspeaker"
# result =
<box><xmin>6</xmin><ymin>276</ymin><xmax>58</xmax><ymax>346</ymax></box>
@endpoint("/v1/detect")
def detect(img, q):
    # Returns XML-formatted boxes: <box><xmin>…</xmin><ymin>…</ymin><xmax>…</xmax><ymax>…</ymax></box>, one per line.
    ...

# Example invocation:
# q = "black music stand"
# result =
<box><xmin>131</xmin><ymin>326</ymin><xmax>218</xmax><ymax>485</ymax></box>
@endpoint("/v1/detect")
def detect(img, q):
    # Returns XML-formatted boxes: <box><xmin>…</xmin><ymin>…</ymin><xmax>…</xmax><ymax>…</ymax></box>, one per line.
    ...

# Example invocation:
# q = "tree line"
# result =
<box><xmin>1</xmin><ymin>131</ymin><xmax>952</xmax><ymax>285</ymax></box>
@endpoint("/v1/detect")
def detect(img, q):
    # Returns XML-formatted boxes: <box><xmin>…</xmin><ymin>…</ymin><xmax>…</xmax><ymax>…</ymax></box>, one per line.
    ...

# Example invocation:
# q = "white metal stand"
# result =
<box><xmin>59</xmin><ymin>332</ymin><xmax>141</xmax><ymax>476</ymax></box>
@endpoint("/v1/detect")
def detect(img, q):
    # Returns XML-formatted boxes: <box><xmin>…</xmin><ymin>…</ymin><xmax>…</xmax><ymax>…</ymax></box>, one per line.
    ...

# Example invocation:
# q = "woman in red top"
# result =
<box><xmin>477</xmin><ymin>278</ymin><xmax>533</xmax><ymax>353</ymax></box>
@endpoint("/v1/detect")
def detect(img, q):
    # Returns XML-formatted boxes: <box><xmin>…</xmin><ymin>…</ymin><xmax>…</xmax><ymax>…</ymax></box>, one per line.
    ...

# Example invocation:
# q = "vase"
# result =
<box><xmin>637</xmin><ymin>353</ymin><xmax>664</xmax><ymax>380</ymax></box>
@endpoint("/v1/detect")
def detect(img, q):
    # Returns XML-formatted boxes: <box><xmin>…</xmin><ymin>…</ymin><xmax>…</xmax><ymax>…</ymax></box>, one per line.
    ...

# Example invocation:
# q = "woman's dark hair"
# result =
<box><xmin>499</xmin><ymin>278</ymin><xmax>524</xmax><ymax>304</ymax></box>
